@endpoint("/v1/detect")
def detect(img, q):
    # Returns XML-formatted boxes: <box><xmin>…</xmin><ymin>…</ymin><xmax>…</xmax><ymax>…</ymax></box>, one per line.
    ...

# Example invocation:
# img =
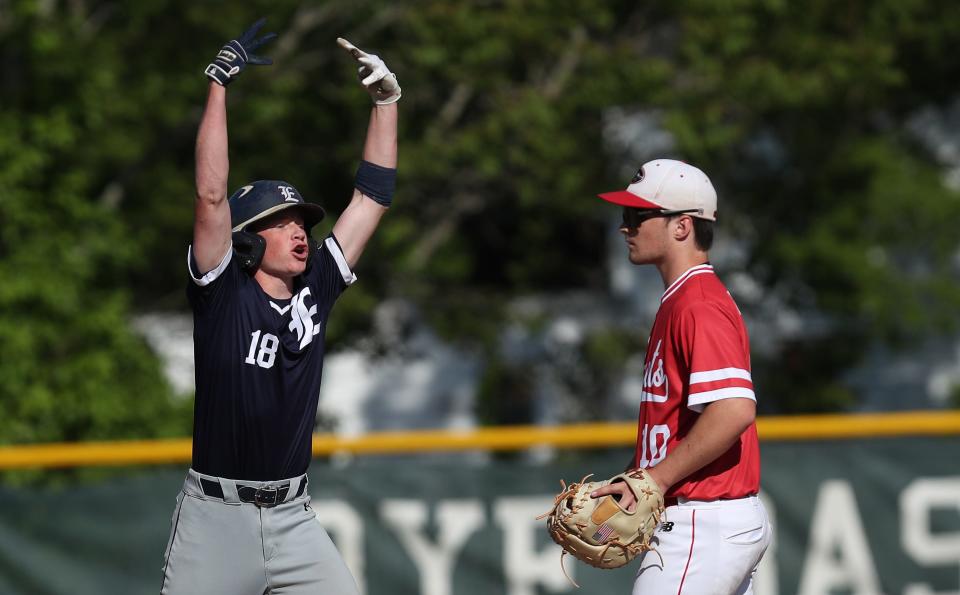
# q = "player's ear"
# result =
<box><xmin>673</xmin><ymin>215</ymin><xmax>693</xmax><ymax>242</ymax></box>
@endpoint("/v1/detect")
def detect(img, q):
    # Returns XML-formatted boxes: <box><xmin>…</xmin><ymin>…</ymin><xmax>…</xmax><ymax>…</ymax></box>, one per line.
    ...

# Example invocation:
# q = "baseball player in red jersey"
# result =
<box><xmin>591</xmin><ymin>159</ymin><xmax>772</xmax><ymax>594</ymax></box>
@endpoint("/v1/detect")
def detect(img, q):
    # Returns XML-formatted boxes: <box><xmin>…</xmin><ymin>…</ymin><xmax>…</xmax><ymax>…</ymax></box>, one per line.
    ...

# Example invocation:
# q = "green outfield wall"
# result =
<box><xmin>0</xmin><ymin>436</ymin><xmax>957</xmax><ymax>594</ymax></box>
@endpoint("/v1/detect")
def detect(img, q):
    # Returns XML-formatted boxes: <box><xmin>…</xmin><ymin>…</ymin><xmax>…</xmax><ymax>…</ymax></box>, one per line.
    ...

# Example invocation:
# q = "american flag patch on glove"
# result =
<box><xmin>592</xmin><ymin>522</ymin><xmax>616</xmax><ymax>543</ymax></box>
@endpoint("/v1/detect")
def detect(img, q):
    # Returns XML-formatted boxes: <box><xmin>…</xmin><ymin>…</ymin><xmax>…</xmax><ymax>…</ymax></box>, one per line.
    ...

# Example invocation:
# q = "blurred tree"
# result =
<box><xmin>0</xmin><ymin>1</ymin><xmax>195</xmax><ymax>447</ymax></box>
<box><xmin>1</xmin><ymin>0</ymin><xmax>959</xmax><ymax>443</ymax></box>
<box><xmin>664</xmin><ymin>0</ymin><xmax>960</xmax><ymax>411</ymax></box>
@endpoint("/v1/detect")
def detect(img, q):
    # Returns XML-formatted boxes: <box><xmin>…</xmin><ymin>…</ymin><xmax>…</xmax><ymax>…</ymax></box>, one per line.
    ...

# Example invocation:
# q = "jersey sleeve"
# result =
<box><xmin>674</xmin><ymin>301</ymin><xmax>755</xmax><ymax>413</ymax></box>
<box><xmin>302</xmin><ymin>233</ymin><xmax>357</xmax><ymax>314</ymax></box>
<box><xmin>185</xmin><ymin>245</ymin><xmax>241</xmax><ymax>314</ymax></box>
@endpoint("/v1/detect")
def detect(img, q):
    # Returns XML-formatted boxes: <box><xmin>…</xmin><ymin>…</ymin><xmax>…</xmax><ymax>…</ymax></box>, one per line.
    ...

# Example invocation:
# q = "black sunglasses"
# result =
<box><xmin>621</xmin><ymin>207</ymin><xmax>700</xmax><ymax>229</ymax></box>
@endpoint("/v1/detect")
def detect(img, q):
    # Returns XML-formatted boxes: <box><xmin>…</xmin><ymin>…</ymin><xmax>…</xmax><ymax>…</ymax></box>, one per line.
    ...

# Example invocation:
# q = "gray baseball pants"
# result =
<box><xmin>161</xmin><ymin>468</ymin><xmax>359</xmax><ymax>595</ymax></box>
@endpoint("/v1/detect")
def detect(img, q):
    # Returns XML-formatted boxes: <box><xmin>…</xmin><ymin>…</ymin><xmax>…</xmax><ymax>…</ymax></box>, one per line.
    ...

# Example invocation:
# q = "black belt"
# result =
<box><xmin>199</xmin><ymin>476</ymin><xmax>307</xmax><ymax>508</ymax></box>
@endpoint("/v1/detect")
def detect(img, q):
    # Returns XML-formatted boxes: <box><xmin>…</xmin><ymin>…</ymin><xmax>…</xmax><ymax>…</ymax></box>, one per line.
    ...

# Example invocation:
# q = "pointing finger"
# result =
<box><xmin>336</xmin><ymin>37</ymin><xmax>365</xmax><ymax>59</ymax></box>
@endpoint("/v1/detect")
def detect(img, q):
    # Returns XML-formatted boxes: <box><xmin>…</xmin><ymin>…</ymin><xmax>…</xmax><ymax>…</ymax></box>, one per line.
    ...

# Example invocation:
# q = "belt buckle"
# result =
<box><xmin>254</xmin><ymin>487</ymin><xmax>278</xmax><ymax>508</ymax></box>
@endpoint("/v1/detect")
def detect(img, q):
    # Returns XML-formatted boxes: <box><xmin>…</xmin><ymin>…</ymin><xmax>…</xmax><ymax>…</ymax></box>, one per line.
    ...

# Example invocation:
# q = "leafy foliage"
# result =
<box><xmin>1</xmin><ymin>0</ymin><xmax>959</xmax><ymax>446</ymax></box>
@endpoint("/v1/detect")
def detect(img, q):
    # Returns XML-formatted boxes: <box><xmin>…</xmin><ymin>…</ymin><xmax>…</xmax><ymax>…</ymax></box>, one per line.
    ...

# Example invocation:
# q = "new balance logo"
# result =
<box><xmin>660</xmin><ymin>522</ymin><xmax>674</xmax><ymax>532</ymax></box>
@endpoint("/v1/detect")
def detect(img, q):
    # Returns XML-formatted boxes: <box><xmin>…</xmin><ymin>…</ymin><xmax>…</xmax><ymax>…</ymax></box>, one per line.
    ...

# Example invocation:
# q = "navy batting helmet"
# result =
<box><xmin>228</xmin><ymin>180</ymin><xmax>325</xmax><ymax>232</ymax></box>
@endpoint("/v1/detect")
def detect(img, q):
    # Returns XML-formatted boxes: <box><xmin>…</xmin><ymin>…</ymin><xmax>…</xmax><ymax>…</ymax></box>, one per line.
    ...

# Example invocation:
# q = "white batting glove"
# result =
<box><xmin>336</xmin><ymin>37</ymin><xmax>401</xmax><ymax>105</ymax></box>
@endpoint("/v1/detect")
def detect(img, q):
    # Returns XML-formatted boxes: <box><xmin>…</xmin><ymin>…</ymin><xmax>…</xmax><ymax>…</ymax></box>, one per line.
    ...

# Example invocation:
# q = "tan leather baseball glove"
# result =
<box><xmin>539</xmin><ymin>469</ymin><xmax>665</xmax><ymax>582</ymax></box>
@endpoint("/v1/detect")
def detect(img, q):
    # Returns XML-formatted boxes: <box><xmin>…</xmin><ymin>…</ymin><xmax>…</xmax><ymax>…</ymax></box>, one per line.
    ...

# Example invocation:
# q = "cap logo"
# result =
<box><xmin>631</xmin><ymin>167</ymin><xmax>645</xmax><ymax>184</ymax></box>
<box><xmin>278</xmin><ymin>185</ymin><xmax>298</xmax><ymax>203</ymax></box>
<box><xmin>236</xmin><ymin>184</ymin><xmax>254</xmax><ymax>198</ymax></box>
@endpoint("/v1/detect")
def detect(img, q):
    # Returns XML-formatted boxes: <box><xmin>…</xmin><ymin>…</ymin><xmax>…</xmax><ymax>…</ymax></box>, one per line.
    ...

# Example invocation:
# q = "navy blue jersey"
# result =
<box><xmin>186</xmin><ymin>235</ymin><xmax>355</xmax><ymax>480</ymax></box>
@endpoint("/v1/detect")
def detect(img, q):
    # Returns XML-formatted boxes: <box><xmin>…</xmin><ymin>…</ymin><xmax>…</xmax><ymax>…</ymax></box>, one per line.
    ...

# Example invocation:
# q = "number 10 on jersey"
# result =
<box><xmin>638</xmin><ymin>424</ymin><xmax>670</xmax><ymax>468</ymax></box>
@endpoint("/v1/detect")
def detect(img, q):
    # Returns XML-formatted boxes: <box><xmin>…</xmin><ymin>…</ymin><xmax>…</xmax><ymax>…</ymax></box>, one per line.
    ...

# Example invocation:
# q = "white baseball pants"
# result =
<box><xmin>632</xmin><ymin>494</ymin><xmax>771</xmax><ymax>595</ymax></box>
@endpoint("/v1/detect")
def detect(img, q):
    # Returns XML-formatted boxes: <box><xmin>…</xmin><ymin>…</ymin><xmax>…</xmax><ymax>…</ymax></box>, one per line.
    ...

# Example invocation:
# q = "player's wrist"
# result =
<box><xmin>372</xmin><ymin>73</ymin><xmax>401</xmax><ymax>105</ymax></box>
<box><xmin>644</xmin><ymin>466</ymin><xmax>670</xmax><ymax>493</ymax></box>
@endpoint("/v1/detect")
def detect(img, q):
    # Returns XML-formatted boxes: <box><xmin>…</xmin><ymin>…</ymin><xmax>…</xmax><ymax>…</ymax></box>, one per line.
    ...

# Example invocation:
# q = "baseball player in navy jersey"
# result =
<box><xmin>590</xmin><ymin>160</ymin><xmax>772</xmax><ymax>594</ymax></box>
<box><xmin>160</xmin><ymin>19</ymin><xmax>399</xmax><ymax>594</ymax></box>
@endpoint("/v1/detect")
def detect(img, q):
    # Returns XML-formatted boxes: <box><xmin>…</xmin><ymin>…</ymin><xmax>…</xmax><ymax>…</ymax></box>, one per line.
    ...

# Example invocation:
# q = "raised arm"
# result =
<box><xmin>192</xmin><ymin>19</ymin><xmax>277</xmax><ymax>274</ymax></box>
<box><xmin>333</xmin><ymin>38</ymin><xmax>400</xmax><ymax>268</ymax></box>
<box><xmin>192</xmin><ymin>83</ymin><xmax>232</xmax><ymax>274</ymax></box>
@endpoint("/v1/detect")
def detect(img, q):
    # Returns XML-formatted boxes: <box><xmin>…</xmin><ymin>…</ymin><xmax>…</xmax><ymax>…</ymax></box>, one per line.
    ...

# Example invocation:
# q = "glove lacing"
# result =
<box><xmin>536</xmin><ymin>474</ymin><xmax>664</xmax><ymax>588</ymax></box>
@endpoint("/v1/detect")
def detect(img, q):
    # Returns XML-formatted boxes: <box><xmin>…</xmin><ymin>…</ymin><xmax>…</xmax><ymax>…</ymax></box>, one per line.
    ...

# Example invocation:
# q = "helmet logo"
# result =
<box><xmin>631</xmin><ymin>167</ymin><xmax>645</xmax><ymax>184</ymax></box>
<box><xmin>279</xmin><ymin>185</ymin><xmax>298</xmax><ymax>203</ymax></box>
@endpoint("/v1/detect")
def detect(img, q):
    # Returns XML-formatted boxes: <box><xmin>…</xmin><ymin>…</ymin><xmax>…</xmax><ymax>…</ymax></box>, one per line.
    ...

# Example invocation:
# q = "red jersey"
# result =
<box><xmin>633</xmin><ymin>264</ymin><xmax>760</xmax><ymax>500</ymax></box>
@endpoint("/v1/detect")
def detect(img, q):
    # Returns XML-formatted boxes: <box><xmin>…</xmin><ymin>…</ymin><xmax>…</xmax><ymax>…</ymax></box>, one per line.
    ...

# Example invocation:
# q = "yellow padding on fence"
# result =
<box><xmin>0</xmin><ymin>411</ymin><xmax>957</xmax><ymax>469</ymax></box>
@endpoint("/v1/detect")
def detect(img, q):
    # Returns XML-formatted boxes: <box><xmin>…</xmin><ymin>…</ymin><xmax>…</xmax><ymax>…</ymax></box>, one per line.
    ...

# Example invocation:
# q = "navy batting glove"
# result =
<box><xmin>205</xmin><ymin>18</ymin><xmax>277</xmax><ymax>86</ymax></box>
